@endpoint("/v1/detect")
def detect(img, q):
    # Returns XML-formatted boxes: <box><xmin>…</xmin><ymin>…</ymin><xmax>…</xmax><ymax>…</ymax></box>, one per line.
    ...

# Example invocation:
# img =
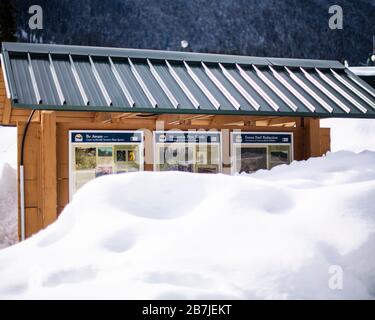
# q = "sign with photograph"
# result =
<box><xmin>231</xmin><ymin>132</ymin><xmax>293</xmax><ymax>174</ymax></box>
<box><xmin>154</xmin><ymin>131</ymin><xmax>222</xmax><ymax>173</ymax></box>
<box><xmin>69</xmin><ymin>130</ymin><xmax>144</xmax><ymax>199</ymax></box>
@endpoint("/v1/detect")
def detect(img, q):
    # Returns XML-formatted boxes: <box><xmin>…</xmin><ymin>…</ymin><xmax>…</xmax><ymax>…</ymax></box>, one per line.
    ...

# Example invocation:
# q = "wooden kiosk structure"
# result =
<box><xmin>1</xmin><ymin>42</ymin><xmax>375</xmax><ymax>239</ymax></box>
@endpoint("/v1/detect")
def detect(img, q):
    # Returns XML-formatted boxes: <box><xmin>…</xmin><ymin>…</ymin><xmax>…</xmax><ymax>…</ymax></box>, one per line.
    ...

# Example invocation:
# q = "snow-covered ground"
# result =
<box><xmin>0</xmin><ymin>126</ymin><xmax>17</xmax><ymax>249</ymax></box>
<box><xmin>0</xmin><ymin>151</ymin><xmax>373</xmax><ymax>299</ymax></box>
<box><xmin>0</xmin><ymin>119</ymin><xmax>374</xmax><ymax>299</ymax></box>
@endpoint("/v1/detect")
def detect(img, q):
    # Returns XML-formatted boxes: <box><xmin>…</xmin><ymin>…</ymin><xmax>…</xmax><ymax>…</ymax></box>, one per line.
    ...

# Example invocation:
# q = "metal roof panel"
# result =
<box><xmin>93</xmin><ymin>57</ymin><xmax>132</xmax><ymax>108</ymax></box>
<box><xmin>112</xmin><ymin>58</ymin><xmax>152</xmax><ymax>108</ymax></box>
<box><xmin>2</xmin><ymin>42</ymin><xmax>375</xmax><ymax>118</ymax></box>
<box><xmin>153</xmin><ymin>62</ymin><xmax>196</xmax><ymax>110</ymax></box>
<box><xmin>9</xmin><ymin>54</ymin><xmax>36</xmax><ymax>105</ymax></box>
<box><xmin>172</xmin><ymin>61</ymin><xmax>217</xmax><ymax>110</ymax></box>
<box><xmin>134</xmin><ymin>61</ymin><xmax>174</xmax><ymax>109</ymax></box>
<box><xmin>30</xmin><ymin>55</ymin><xmax>61</xmax><ymax>105</ymax></box>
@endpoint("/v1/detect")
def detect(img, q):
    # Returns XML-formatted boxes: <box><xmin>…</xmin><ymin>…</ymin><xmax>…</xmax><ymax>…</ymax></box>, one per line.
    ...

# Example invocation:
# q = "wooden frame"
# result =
<box><xmin>0</xmin><ymin>63</ymin><xmax>331</xmax><ymax>238</ymax></box>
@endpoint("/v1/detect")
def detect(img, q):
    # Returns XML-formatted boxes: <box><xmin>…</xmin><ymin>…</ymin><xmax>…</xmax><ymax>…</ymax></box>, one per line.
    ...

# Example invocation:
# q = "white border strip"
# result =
<box><xmin>166</xmin><ymin>60</ymin><xmax>199</xmax><ymax>109</ymax></box>
<box><xmin>219</xmin><ymin>63</ymin><xmax>260</xmax><ymax>111</ymax></box>
<box><xmin>27</xmin><ymin>53</ymin><xmax>42</xmax><ymax>104</ymax></box>
<box><xmin>48</xmin><ymin>53</ymin><xmax>66</xmax><ymax>105</ymax></box>
<box><xmin>184</xmin><ymin>61</ymin><xmax>220</xmax><ymax>109</ymax></box>
<box><xmin>253</xmin><ymin>65</ymin><xmax>298</xmax><ymax>112</ymax></box>
<box><xmin>202</xmin><ymin>62</ymin><xmax>240</xmax><ymax>110</ymax></box>
<box><xmin>269</xmin><ymin>66</ymin><xmax>315</xmax><ymax>112</ymax></box>
<box><xmin>285</xmin><ymin>67</ymin><xmax>333</xmax><ymax>113</ymax></box>
<box><xmin>331</xmin><ymin>69</ymin><xmax>375</xmax><ymax>111</ymax></box>
<box><xmin>89</xmin><ymin>56</ymin><xmax>112</xmax><ymax>106</ymax></box>
<box><xmin>147</xmin><ymin>59</ymin><xmax>179</xmax><ymax>108</ymax></box>
<box><xmin>300</xmin><ymin>67</ymin><xmax>350</xmax><ymax>114</ymax></box>
<box><xmin>108</xmin><ymin>56</ymin><xmax>135</xmax><ymax>107</ymax></box>
<box><xmin>236</xmin><ymin>64</ymin><xmax>279</xmax><ymax>111</ymax></box>
<box><xmin>69</xmin><ymin>55</ymin><xmax>89</xmax><ymax>106</ymax></box>
<box><xmin>0</xmin><ymin>54</ymin><xmax>11</xmax><ymax>99</ymax></box>
<box><xmin>346</xmin><ymin>72</ymin><xmax>375</xmax><ymax>99</ymax></box>
<box><xmin>128</xmin><ymin>58</ymin><xmax>157</xmax><ymax>108</ymax></box>
<box><xmin>316</xmin><ymin>68</ymin><xmax>367</xmax><ymax>114</ymax></box>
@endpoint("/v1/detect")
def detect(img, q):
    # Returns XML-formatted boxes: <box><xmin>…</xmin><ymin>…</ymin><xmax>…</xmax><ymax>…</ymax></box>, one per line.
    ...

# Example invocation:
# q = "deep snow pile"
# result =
<box><xmin>0</xmin><ymin>164</ymin><xmax>18</xmax><ymax>249</ymax></box>
<box><xmin>0</xmin><ymin>126</ymin><xmax>17</xmax><ymax>249</ymax></box>
<box><xmin>0</xmin><ymin>126</ymin><xmax>17</xmax><ymax>168</ymax></box>
<box><xmin>321</xmin><ymin>119</ymin><xmax>375</xmax><ymax>152</ymax></box>
<box><xmin>0</xmin><ymin>151</ymin><xmax>374</xmax><ymax>299</ymax></box>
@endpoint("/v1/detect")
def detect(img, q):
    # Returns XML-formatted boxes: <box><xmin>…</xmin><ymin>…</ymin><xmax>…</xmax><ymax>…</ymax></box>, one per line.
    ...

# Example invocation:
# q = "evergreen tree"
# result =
<box><xmin>0</xmin><ymin>0</ymin><xmax>17</xmax><ymax>43</ymax></box>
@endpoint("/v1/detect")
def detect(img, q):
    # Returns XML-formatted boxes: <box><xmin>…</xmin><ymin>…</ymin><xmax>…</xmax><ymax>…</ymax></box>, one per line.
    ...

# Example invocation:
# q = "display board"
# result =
<box><xmin>231</xmin><ymin>132</ymin><xmax>293</xmax><ymax>173</ymax></box>
<box><xmin>154</xmin><ymin>131</ymin><xmax>222</xmax><ymax>173</ymax></box>
<box><xmin>69</xmin><ymin>130</ymin><xmax>144</xmax><ymax>198</ymax></box>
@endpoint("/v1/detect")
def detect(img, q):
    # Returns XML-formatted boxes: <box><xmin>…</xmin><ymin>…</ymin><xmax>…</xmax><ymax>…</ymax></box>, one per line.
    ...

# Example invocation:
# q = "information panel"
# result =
<box><xmin>69</xmin><ymin>130</ymin><xmax>144</xmax><ymax>198</ymax></box>
<box><xmin>154</xmin><ymin>131</ymin><xmax>222</xmax><ymax>173</ymax></box>
<box><xmin>231</xmin><ymin>132</ymin><xmax>293</xmax><ymax>173</ymax></box>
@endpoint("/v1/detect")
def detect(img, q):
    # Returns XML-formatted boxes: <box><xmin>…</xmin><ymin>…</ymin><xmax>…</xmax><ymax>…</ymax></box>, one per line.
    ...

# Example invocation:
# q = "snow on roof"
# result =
<box><xmin>349</xmin><ymin>66</ymin><xmax>375</xmax><ymax>76</ymax></box>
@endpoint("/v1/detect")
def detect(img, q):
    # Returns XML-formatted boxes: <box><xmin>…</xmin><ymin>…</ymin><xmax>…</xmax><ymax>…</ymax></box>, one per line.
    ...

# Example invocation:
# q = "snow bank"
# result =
<box><xmin>0</xmin><ymin>163</ymin><xmax>18</xmax><ymax>249</ymax></box>
<box><xmin>0</xmin><ymin>126</ymin><xmax>17</xmax><ymax>169</ymax></box>
<box><xmin>321</xmin><ymin>119</ymin><xmax>375</xmax><ymax>152</ymax></box>
<box><xmin>0</xmin><ymin>126</ymin><xmax>17</xmax><ymax>249</ymax></box>
<box><xmin>0</xmin><ymin>151</ymin><xmax>374</xmax><ymax>299</ymax></box>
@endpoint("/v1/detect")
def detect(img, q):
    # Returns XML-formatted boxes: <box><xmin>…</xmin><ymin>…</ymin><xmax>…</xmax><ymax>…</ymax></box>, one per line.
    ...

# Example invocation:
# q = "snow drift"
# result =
<box><xmin>321</xmin><ymin>119</ymin><xmax>375</xmax><ymax>152</ymax></box>
<box><xmin>0</xmin><ymin>126</ymin><xmax>17</xmax><ymax>249</ymax></box>
<box><xmin>0</xmin><ymin>163</ymin><xmax>18</xmax><ymax>249</ymax></box>
<box><xmin>0</xmin><ymin>150</ymin><xmax>374</xmax><ymax>299</ymax></box>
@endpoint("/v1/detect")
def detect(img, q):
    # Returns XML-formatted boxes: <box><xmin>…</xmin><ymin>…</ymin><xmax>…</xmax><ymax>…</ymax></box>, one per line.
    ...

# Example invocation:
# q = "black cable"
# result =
<box><xmin>136</xmin><ymin>113</ymin><xmax>160</xmax><ymax>118</ymax></box>
<box><xmin>20</xmin><ymin>109</ymin><xmax>36</xmax><ymax>166</ymax></box>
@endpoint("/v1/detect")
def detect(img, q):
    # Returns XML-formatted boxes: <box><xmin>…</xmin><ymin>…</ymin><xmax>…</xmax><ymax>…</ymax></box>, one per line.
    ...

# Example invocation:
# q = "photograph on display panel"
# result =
<box><xmin>154</xmin><ymin>131</ymin><xmax>222</xmax><ymax>173</ymax></box>
<box><xmin>232</xmin><ymin>132</ymin><xmax>293</xmax><ymax>174</ymax></box>
<box><xmin>69</xmin><ymin>131</ymin><xmax>144</xmax><ymax>198</ymax></box>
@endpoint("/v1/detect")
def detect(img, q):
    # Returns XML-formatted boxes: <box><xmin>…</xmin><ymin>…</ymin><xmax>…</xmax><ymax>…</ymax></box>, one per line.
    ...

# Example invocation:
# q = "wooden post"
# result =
<box><xmin>221</xmin><ymin>129</ymin><xmax>231</xmax><ymax>174</ymax></box>
<box><xmin>40</xmin><ymin>111</ymin><xmax>57</xmax><ymax>226</ymax></box>
<box><xmin>304</xmin><ymin>117</ymin><xmax>321</xmax><ymax>158</ymax></box>
<box><xmin>2</xmin><ymin>98</ymin><xmax>12</xmax><ymax>125</ymax></box>
<box><xmin>144</xmin><ymin>128</ymin><xmax>153</xmax><ymax>171</ymax></box>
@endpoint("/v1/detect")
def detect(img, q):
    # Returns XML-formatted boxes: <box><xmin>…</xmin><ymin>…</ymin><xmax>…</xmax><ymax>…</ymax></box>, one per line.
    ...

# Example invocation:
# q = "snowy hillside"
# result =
<box><xmin>0</xmin><ymin>151</ymin><xmax>374</xmax><ymax>299</ymax></box>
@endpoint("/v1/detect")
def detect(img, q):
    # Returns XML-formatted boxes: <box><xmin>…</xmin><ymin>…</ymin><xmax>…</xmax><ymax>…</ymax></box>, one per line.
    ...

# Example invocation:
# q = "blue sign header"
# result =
<box><xmin>232</xmin><ymin>132</ymin><xmax>292</xmax><ymax>144</ymax></box>
<box><xmin>155</xmin><ymin>132</ymin><xmax>221</xmax><ymax>143</ymax></box>
<box><xmin>70</xmin><ymin>131</ymin><xmax>143</xmax><ymax>143</ymax></box>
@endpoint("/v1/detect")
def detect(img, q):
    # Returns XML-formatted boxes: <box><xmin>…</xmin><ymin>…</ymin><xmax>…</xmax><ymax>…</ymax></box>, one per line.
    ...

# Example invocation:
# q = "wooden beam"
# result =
<box><xmin>190</xmin><ymin>119</ymin><xmax>213</xmax><ymax>126</ymax></box>
<box><xmin>303</xmin><ymin>117</ymin><xmax>321</xmax><ymax>158</ymax></box>
<box><xmin>94</xmin><ymin>112</ymin><xmax>113</xmax><ymax>123</ymax></box>
<box><xmin>268</xmin><ymin>117</ymin><xmax>296</xmax><ymax>125</ymax></box>
<box><xmin>255</xmin><ymin>120</ymin><xmax>269</xmax><ymax>126</ymax></box>
<box><xmin>119</xmin><ymin>113</ymin><xmax>142</xmax><ymax>120</ymax></box>
<box><xmin>221</xmin><ymin>128</ymin><xmax>231</xmax><ymax>174</ymax></box>
<box><xmin>167</xmin><ymin>114</ymin><xmax>213</xmax><ymax>125</ymax></box>
<box><xmin>40</xmin><ymin>111</ymin><xmax>57</xmax><ymax>227</ymax></box>
<box><xmin>2</xmin><ymin>98</ymin><xmax>12</xmax><ymax>125</ymax></box>
<box><xmin>320</xmin><ymin>127</ymin><xmax>331</xmax><ymax>155</ymax></box>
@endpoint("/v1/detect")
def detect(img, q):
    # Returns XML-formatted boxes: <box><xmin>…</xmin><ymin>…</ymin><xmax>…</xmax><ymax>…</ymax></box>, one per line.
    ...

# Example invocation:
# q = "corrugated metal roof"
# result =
<box><xmin>2</xmin><ymin>42</ymin><xmax>375</xmax><ymax>118</ymax></box>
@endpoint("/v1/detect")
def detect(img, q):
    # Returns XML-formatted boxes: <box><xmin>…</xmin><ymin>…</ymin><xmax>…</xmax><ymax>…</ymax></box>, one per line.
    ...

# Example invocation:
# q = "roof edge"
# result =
<box><xmin>11</xmin><ymin>101</ymin><xmax>375</xmax><ymax>119</ymax></box>
<box><xmin>2</xmin><ymin>42</ymin><xmax>345</xmax><ymax>69</ymax></box>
